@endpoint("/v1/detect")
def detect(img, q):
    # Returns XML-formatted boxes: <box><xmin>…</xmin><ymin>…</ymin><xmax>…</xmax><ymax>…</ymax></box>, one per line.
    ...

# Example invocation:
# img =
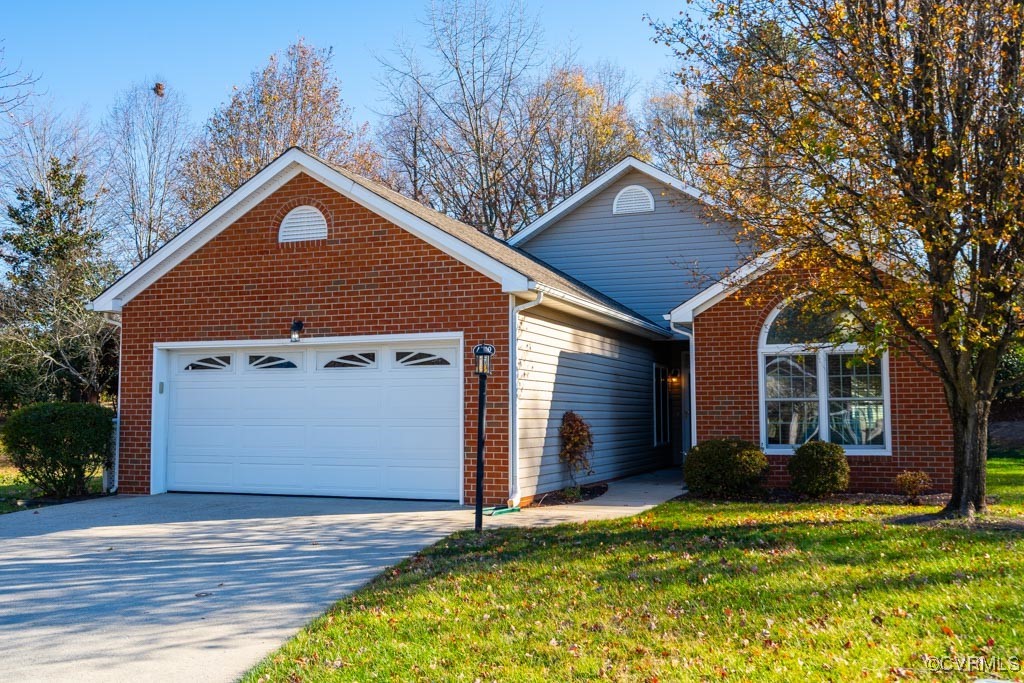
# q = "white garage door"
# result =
<box><xmin>165</xmin><ymin>341</ymin><xmax>462</xmax><ymax>500</ymax></box>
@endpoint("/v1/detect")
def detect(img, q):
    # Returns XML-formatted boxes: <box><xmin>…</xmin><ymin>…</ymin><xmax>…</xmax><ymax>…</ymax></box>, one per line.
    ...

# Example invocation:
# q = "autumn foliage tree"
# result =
<box><xmin>654</xmin><ymin>0</ymin><xmax>1024</xmax><ymax>516</ymax></box>
<box><xmin>379</xmin><ymin>0</ymin><xmax>645</xmax><ymax>237</ymax></box>
<box><xmin>180</xmin><ymin>40</ymin><xmax>380</xmax><ymax>217</ymax></box>
<box><xmin>526</xmin><ymin>65</ymin><xmax>646</xmax><ymax>214</ymax></box>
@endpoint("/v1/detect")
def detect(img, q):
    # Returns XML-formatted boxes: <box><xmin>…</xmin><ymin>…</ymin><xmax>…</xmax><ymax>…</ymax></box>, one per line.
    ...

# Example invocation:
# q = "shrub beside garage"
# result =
<box><xmin>1</xmin><ymin>402</ymin><xmax>114</xmax><ymax>499</ymax></box>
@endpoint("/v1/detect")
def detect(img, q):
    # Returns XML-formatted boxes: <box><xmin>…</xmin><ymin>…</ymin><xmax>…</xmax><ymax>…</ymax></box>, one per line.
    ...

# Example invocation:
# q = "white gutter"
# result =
<box><xmin>534</xmin><ymin>283</ymin><xmax>671</xmax><ymax>339</ymax></box>
<box><xmin>508</xmin><ymin>291</ymin><xmax>544</xmax><ymax>507</ymax></box>
<box><xmin>670</xmin><ymin>320</ymin><xmax>698</xmax><ymax>449</ymax></box>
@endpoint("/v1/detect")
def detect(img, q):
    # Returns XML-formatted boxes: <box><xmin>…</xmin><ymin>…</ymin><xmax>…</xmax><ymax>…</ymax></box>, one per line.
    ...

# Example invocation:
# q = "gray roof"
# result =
<box><xmin>322</xmin><ymin>157</ymin><xmax>661</xmax><ymax>332</ymax></box>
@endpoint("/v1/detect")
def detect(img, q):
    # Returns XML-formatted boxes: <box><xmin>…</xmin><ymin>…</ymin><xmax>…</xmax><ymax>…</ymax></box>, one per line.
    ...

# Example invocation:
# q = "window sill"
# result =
<box><xmin>764</xmin><ymin>448</ymin><xmax>891</xmax><ymax>457</ymax></box>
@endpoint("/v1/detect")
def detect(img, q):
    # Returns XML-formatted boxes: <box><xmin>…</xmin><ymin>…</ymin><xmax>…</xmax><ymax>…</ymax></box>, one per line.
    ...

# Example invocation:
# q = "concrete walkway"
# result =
<box><xmin>0</xmin><ymin>468</ymin><xmax>682</xmax><ymax>683</ymax></box>
<box><xmin>489</xmin><ymin>468</ymin><xmax>684</xmax><ymax>527</ymax></box>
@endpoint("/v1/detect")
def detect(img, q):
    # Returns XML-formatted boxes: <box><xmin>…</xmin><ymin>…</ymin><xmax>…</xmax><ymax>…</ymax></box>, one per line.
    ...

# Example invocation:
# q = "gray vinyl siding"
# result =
<box><xmin>519</xmin><ymin>170</ymin><xmax>747</xmax><ymax>328</ymax></box>
<box><xmin>516</xmin><ymin>306</ymin><xmax>659</xmax><ymax>498</ymax></box>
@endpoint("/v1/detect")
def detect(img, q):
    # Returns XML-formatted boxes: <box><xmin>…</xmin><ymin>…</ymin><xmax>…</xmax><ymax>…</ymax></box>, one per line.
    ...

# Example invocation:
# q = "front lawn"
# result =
<box><xmin>0</xmin><ymin>463</ymin><xmax>104</xmax><ymax>514</ymax></box>
<box><xmin>0</xmin><ymin>464</ymin><xmax>35</xmax><ymax>514</ymax></box>
<box><xmin>246</xmin><ymin>460</ymin><xmax>1022</xmax><ymax>681</ymax></box>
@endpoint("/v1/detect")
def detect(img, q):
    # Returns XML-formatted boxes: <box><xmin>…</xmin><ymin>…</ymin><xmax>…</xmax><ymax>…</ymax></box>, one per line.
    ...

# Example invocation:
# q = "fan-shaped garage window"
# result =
<box><xmin>395</xmin><ymin>350</ymin><xmax>451</xmax><ymax>367</ymax></box>
<box><xmin>323</xmin><ymin>352</ymin><xmax>377</xmax><ymax>369</ymax></box>
<box><xmin>248</xmin><ymin>354</ymin><xmax>299</xmax><ymax>370</ymax></box>
<box><xmin>278</xmin><ymin>205</ymin><xmax>328</xmax><ymax>243</ymax></box>
<box><xmin>184</xmin><ymin>355</ymin><xmax>231</xmax><ymax>371</ymax></box>
<box><xmin>612</xmin><ymin>185</ymin><xmax>655</xmax><ymax>215</ymax></box>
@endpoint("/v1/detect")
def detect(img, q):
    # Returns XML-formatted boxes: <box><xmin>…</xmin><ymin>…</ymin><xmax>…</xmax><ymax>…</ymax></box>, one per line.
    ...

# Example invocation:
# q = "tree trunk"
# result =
<box><xmin>943</xmin><ymin>396</ymin><xmax>989</xmax><ymax>518</ymax></box>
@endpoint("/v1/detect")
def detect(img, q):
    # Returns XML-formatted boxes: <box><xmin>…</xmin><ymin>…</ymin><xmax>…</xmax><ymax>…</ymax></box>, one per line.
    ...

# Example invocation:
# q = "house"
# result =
<box><xmin>91</xmin><ymin>148</ymin><xmax>953</xmax><ymax>504</ymax></box>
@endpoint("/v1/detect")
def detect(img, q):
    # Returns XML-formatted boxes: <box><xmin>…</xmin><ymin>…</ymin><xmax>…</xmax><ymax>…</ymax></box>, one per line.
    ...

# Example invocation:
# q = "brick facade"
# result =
<box><xmin>118</xmin><ymin>172</ymin><xmax>512</xmax><ymax>504</ymax></box>
<box><xmin>693</xmin><ymin>274</ymin><xmax>954</xmax><ymax>493</ymax></box>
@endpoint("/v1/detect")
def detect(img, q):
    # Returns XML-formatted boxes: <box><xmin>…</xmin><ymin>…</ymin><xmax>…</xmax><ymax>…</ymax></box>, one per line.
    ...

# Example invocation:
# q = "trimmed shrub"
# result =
<box><xmin>895</xmin><ymin>470</ymin><xmax>932</xmax><ymax>504</ymax></box>
<box><xmin>788</xmin><ymin>441</ymin><xmax>850</xmax><ymax>497</ymax></box>
<box><xmin>1</xmin><ymin>402</ymin><xmax>114</xmax><ymax>498</ymax></box>
<box><xmin>684</xmin><ymin>438</ymin><xmax>768</xmax><ymax>498</ymax></box>
<box><xmin>559</xmin><ymin>411</ymin><xmax>594</xmax><ymax>483</ymax></box>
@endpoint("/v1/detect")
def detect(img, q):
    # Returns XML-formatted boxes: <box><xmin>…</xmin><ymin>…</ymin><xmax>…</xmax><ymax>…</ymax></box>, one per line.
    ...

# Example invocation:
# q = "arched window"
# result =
<box><xmin>759</xmin><ymin>298</ymin><xmax>890</xmax><ymax>454</ymax></box>
<box><xmin>612</xmin><ymin>185</ymin><xmax>655</xmax><ymax>214</ymax></box>
<box><xmin>278</xmin><ymin>205</ymin><xmax>328</xmax><ymax>242</ymax></box>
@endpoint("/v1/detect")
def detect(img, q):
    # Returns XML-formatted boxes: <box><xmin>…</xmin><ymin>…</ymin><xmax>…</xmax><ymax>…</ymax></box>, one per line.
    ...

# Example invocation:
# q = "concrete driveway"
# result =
<box><xmin>0</xmin><ymin>494</ymin><xmax>468</xmax><ymax>683</ymax></box>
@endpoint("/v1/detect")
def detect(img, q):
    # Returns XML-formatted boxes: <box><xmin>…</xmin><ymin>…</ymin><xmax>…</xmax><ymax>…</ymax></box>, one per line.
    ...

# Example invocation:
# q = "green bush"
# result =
<box><xmin>894</xmin><ymin>470</ymin><xmax>932</xmax><ymax>504</ymax></box>
<box><xmin>788</xmin><ymin>441</ymin><xmax>850</xmax><ymax>497</ymax></box>
<box><xmin>0</xmin><ymin>402</ymin><xmax>114</xmax><ymax>498</ymax></box>
<box><xmin>684</xmin><ymin>438</ymin><xmax>768</xmax><ymax>498</ymax></box>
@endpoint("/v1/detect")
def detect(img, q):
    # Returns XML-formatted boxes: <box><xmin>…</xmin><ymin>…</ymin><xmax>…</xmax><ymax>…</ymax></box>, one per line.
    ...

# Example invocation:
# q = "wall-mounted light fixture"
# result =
<box><xmin>290</xmin><ymin>320</ymin><xmax>304</xmax><ymax>343</ymax></box>
<box><xmin>669</xmin><ymin>368</ymin><xmax>682</xmax><ymax>384</ymax></box>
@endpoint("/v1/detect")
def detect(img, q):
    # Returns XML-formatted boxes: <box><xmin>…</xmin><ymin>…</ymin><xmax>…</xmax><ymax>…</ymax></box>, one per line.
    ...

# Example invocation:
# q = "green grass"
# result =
<box><xmin>0</xmin><ymin>463</ymin><xmax>104</xmax><ymax>514</ymax></box>
<box><xmin>245</xmin><ymin>458</ymin><xmax>1024</xmax><ymax>683</ymax></box>
<box><xmin>0</xmin><ymin>464</ymin><xmax>35</xmax><ymax>514</ymax></box>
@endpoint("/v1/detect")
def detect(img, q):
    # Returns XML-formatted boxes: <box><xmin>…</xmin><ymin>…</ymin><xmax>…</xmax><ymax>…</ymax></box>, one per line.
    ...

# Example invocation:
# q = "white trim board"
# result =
<box><xmin>149</xmin><ymin>331</ymin><xmax>467</xmax><ymax>502</ymax></box>
<box><xmin>509</xmin><ymin>157</ymin><xmax>711</xmax><ymax>246</ymax></box>
<box><xmin>668</xmin><ymin>250</ymin><xmax>781</xmax><ymax>325</ymax></box>
<box><xmin>91</xmin><ymin>148</ymin><xmax>531</xmax><ymax>313</ymax></box>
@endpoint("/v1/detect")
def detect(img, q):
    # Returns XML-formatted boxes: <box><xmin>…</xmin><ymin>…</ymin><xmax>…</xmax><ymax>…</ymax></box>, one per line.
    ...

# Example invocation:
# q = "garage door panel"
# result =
<box><xmin>307</xmin><ymin>424</ymin><xmax>381</xmax><ymax>450</ymax></box>
<box><xmin>166</xmin><ymin>341</ymin><xmax>462</xmax><ymax>500</ymax></box>
<box><xmin>384</xmin><ymin>384</ymin><xmax>459</xmax><ymax>418</ymax></box>
<box><xmin>383</xmin><ymin>424</ymin><xmax>461</xmax><ymax>453</ymax></box>
<box><xmin>171</xmin><ymin>386</ymin><xmax>238</xmax><ymax>417</ymax></box>
<box><xmin>384</xmin><ymin>466</ymin><xmax>459</xmax><ymax>497</ymax></box>
<box><xmin>237</xmin><ymin>424</ymin><xmax>307</xmax><ymax>450</ymax></box>
<box><xmin>307</xmin><ymin>464</ymin><xmax>383</xmax><ymax>492</ymax></box>
<box><xmin>168</xmin><ymin>460</ymin><xmax>234</xmax><ymax>488</ymax></box>
<box><xmin>169</xmin><ymin>424</ymin><xmax>237</xmax><ymax>450</ymax></box>
<box><xmin>239</xmin><ymin>387</ymin><xmax>308</xmax><ymax>418</ymax></box>
<box><xmin>234</xmin><ymin>462</ymin><xmax>315</xmax><ymax>489</ymax></box>
<box><xmin>306</xmin><ymin>386</ymin><xmax>384</xmax><ymax>418</ymax></box>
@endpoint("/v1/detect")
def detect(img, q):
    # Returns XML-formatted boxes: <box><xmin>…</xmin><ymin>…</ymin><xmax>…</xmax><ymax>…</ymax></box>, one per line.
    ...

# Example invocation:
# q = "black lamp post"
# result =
<box><xmin>473</xmin><ymin>343</ymin><xmax>495</xmax><ymax>532</ymax></box>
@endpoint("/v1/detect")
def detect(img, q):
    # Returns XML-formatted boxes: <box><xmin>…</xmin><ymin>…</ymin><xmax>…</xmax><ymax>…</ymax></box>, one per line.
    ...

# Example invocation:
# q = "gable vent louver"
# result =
<box><xmin>279</xmin><ymin>205</ymin><xmax>328</xmax><ymax>242</ymax></box>
<box><xmin>612</xmin><ymin>185</ymin><xmax>655</xmax><ymax>215</ymax></box>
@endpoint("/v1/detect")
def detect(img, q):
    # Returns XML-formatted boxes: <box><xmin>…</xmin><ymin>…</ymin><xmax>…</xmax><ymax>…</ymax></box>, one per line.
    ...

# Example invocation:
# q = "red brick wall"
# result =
<box><xmin>118</xmin><ymin>172</ymin><xmax>512</xmax><ymax>504</ymax></box>
<box><xmin>693</xmin><ymin>275</ymin><xmax>954</xmax><ymax>493</ymax></box>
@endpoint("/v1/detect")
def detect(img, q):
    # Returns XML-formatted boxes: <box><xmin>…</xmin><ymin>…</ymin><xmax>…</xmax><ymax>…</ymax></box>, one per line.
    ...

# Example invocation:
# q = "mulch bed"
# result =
<box><xmin>682</xmin><ymin>488</ymin><xmax>953</xmax><ymax>506</ymax></box>
<box><xmin>528</xmin><ymin>483</ymin><xmax>608</xmax><ymax>507</ymax></box>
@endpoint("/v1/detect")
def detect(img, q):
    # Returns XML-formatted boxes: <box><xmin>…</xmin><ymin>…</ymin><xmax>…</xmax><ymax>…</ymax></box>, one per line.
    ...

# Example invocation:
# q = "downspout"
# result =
<box><xmin>101</xmin><ymin>312</ymin><xmax>122</xmax><ymax>494</ymax></box>
<box><xmin>508</xmin><ymin>291</ymin><xmax>545</xmax><ymax>508</ymax></box>
<box><xmin>670</xmin><ymin>321</ymin><xmax>698</xmax><ymax>450</ymax></box>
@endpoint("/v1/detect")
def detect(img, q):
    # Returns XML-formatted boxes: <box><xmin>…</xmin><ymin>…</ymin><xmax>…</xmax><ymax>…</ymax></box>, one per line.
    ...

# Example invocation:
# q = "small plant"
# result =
<box><xmin>788</xmin><ymin>441</ymin><xmax>850</xmax><ymax>498</ymax></box>
<box><xmin>562</xmin><ymin>486</ymin><xmax>583</xmax><ymax>502</ymax></box>
<box><xmin>559</xmin><ymin>411</ymin><xmax>594</xmax><ymax>485</ymax></box>
<box><xmin>0</xmin><ymin>402</ymin><xmax>114</xmax><ymax>499</ymax></box>
<box><xmin>895</xmin><ymin>470</ymin><xmax>932</xmax><ymax>505</ymax></box>
<box><xmin>684</xmin><ymin>438</ymin><xmax>768</xmax><ymax>498</ymax></box>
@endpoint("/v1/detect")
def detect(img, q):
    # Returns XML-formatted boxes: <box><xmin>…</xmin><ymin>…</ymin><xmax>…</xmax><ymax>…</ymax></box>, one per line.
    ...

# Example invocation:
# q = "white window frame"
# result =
<box><xmin>757</xmin><ymin>303</ymin><xmax>892</xmax><ymax>456</ymax></box>
<box><xmin>653</xmin><ymin>363</ymin><xmax>670</xmax><ymax>447</ymax></box>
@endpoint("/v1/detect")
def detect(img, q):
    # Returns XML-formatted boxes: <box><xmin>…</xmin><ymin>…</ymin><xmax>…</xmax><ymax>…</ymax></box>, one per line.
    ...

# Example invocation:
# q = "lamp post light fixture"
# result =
<box><xmin>290</xmin><ymin>320</ymin><xmax>304</xmax><ymax>343</ymax></box>
<box><xmin>472</xmin><ymin>343</ymin><xmax>495</xmax><ymax>532</ymax></box>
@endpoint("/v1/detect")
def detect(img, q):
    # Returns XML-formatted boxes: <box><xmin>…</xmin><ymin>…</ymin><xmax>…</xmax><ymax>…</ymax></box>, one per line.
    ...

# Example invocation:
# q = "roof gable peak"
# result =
<box><xmin>508</xmin><ymin>157</ymin><xmax>708</xmax><ymax>246</ymax></box>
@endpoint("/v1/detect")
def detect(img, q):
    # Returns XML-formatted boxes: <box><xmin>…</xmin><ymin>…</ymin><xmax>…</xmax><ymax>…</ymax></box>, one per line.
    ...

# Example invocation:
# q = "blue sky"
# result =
<box><xmin>2</xmin><ymin>0</ymin><xmax>685</xmax><ymax>129</ymax></box>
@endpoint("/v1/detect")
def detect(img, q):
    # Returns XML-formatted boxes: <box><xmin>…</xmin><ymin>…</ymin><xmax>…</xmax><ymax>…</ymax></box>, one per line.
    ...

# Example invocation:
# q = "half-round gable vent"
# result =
<box><xmin>612</xmin><ymin>185</ymin><xmax>655</xmax><ymax>215</ymax></box>
<box><xmin>278</xmin><ymin>205</ymin><xmax>328</xmax><ymax>243</ymax></box>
